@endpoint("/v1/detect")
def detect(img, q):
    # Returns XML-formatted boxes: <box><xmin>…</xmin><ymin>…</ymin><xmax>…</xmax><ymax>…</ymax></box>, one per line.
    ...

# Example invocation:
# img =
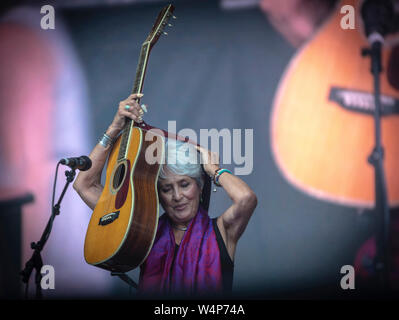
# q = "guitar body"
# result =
<box><xmin>84</xmin><ymin>127</ymin><xmax>164</xmax><ymax>272</ymax></box>
<box><xmin>271</xmin><ymin>0</ymin><xmax>399</xmax><ymax>208</ymax></box>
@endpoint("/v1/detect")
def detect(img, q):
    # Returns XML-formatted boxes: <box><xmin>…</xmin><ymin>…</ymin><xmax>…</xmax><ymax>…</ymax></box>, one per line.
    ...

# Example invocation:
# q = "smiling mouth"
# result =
<box><xmin>174</xmin><ymin>204</ymin><xmax>187</xmax><ymax>210</ymax></box>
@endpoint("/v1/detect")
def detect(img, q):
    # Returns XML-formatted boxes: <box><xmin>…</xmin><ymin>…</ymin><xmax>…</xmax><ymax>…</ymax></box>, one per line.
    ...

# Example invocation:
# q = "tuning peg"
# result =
<box><xmin>168</xmin><ymin>23</ymin><xmax>173</xmax><ymax>27</ymax></box>
<box><xmin>172</xmin><ymin>15</ymin><xmax>177</xmax><ymax>19</ymax></box>
<box><xmin>163</xmin><ymin>32</ymin><xmax>168</xmax><ymax>36</ymax></box>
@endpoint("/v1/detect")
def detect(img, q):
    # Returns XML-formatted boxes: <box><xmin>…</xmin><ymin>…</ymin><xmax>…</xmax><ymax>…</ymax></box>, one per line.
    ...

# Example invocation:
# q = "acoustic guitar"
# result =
<box><xmin>271</xmin><ymin>0</ymin><xmax>399</xmax><ymax>208</ymax></box>
<box><xmin>84</xmin><ymin>5</ymin><xmax>174</xmax><ymax>273</ymax></box>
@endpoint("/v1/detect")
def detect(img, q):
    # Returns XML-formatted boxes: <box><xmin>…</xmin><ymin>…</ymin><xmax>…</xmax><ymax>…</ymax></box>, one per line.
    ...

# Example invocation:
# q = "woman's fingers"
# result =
<box><xmin>194</xmin><ymin>145</ymin><xmax>207</xmax><ymax>161</ymax></box>
<box><xmin>126</xmin><ymin>101</ymin><xmax>145</xmax><ymax>114</ymax></box>
<box><xmin>128</xmin><ymin>93</ymin><xmax>144</xmax><ymax>100</ymax></box>
<box><xmin>110</xmin><ymin>94</ymin><xmax>145</xmax><ymax>133</ymax></box>
<box><xmin>119</xmin><ymin>95</ymin><xmax>146</xmax><ymax>122</ymax></box>
<box><xmin>120</xmin><ymin>93</ymin><xmax>143</xmax><ymax>109</ymax></box>
<box><xmin>126</xmin><ymin>98</ymin><xmax>140</xmax><ymax>107</ymax></box>
<box><xmin>195</xmin><ymin>145</ymin><xmax>209</xmax><ymax>159</ymax></box>
<box><xmin>119</xmin><ymin>109</ymin><xmax>142</xmax><ymax>122</ymax></box>
<box><xmin>194</xmin><ymin>145</ymin><xmax>220</xmax><ymax>177</ymax></box>
<box><xmin>195</xmin><ymin>145</ymin><xmax>219</xmax><ymax>166</ymax></box>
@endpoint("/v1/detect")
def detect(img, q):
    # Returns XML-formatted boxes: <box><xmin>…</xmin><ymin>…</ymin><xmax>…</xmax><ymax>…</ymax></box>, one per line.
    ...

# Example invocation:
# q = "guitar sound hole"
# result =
<box><xmin>113</xmin><ymin>164</ymin><xmax>126</xmax><ymax>190</ymax></box>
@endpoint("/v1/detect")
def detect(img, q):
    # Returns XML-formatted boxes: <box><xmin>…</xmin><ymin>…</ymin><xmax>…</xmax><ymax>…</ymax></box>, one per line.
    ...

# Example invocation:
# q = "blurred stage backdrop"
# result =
<box><xmin>1</xmin><ymin>0</ymin><xmax>396</xmax><ymax>299</ymax></box>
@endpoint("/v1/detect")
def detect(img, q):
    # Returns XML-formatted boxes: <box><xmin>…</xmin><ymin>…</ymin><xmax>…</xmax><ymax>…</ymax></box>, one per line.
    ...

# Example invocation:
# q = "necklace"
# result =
<box><xmin>171</xmin><ymin>224</ymin><xmax>187</xmax><ymax>231</ymax></box>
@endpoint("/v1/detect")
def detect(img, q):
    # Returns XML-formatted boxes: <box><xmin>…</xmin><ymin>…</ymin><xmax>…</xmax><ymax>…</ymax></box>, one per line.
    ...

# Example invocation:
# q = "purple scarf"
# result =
<box><xmin>138</xmin><ymin>206</ymin><xmax>223</xmax><ymax>295</ymax></box>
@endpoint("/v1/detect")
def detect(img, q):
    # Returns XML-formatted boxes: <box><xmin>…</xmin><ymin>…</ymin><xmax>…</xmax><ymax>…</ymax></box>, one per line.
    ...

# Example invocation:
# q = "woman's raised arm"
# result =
<box><xmin>195</xmin><ymin>146</ymin><xmax>257</xmax><ymax>261</ymax></box>
<box><xmin>73</xmin><ymin>93</ymin><xmax>145</xmax><ymax>210</ymax></box>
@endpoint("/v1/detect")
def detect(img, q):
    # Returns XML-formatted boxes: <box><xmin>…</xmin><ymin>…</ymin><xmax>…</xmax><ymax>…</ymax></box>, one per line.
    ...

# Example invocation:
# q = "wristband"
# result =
<box><xmin>213</xmin><ymin>168</ymin><xmax>232</xmax><ymax>187</ymax></box>
<box><xmin>99</xmin><ymin>132</ymin><xmax>114</xmax><ymax>148</ymax></box>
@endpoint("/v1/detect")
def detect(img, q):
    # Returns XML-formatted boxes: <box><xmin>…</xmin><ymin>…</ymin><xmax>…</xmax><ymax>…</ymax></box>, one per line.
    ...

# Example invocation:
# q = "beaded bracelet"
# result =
<box><xmin>213</xmin><ymin>168</ymin><xmax>232</xmax><ymax>187</ymax></box>
<box><xmin>99</xmin><ymin>132</ymin><xmax>114</xmax><ymax>148</ymax></box>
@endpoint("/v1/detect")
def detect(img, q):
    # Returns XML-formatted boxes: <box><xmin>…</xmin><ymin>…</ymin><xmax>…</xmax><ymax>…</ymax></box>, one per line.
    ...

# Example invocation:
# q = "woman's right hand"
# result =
<box><xmin>106</xmin><ymin>93</ymin><xmax>146</xmax><ymax>138</ymax></box>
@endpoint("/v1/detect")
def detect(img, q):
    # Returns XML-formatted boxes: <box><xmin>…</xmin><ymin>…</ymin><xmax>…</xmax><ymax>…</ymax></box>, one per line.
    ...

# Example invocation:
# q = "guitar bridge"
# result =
<box><xmin>98</xmin><ymin>211</ymin><xmax>120</xmax><ymax>226</ymax></box>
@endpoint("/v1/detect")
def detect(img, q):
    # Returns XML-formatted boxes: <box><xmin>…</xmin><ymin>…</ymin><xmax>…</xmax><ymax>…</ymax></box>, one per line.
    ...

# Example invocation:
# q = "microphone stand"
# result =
<box><xmin>20</xmin><ymin>167</ymin><xmax>76</xmax><ymax>299</ymax></box>
<box><xmin>361</xmin><ymin>35</ymin><xmax>391</xmax><ymax>291</ymax></box>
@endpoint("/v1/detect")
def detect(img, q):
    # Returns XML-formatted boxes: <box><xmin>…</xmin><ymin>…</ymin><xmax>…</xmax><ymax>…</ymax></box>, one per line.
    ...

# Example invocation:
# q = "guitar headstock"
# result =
<box><xmin>145</xmin><ymin>4</ymin><xmax>175</xmax><ymax>49</ymax></box>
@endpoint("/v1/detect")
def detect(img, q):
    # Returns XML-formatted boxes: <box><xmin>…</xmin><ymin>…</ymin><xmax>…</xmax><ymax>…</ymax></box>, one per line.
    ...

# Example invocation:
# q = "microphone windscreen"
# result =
<box><xmin>80</xmin><ymin>156</ymin><xmax>92</xmax><ymax>171</ymax></box>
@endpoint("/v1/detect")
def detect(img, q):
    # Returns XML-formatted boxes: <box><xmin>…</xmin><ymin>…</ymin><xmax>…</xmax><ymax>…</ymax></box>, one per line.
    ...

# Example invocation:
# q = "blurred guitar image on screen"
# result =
<box><xmin>270</xmin><ymin>0</ymin><xmax>399</xmax><ymax>208</ymax></box>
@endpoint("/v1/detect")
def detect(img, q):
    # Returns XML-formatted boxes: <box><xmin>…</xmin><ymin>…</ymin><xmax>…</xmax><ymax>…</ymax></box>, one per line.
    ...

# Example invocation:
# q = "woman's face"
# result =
<box><xmin>158</xmin><ymin>167</ymin><xmax>201</xmax><ymax>226</ymax></box>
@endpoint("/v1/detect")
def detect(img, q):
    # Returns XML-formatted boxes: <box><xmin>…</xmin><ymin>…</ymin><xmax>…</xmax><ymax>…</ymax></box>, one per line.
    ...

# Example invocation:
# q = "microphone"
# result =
<box><xmin>361</xmin><ymin>0</ymin><xmax>395</xmax><ymax>43</ymax></box>
<box><xmin>60</xmin><ymin>155</ymin><xmax>92</xmax><ymax>171</ymax></box>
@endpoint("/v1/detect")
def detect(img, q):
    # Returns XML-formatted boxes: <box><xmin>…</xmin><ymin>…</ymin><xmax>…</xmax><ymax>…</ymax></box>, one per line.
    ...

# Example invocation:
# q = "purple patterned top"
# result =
<box><xmin>138</xmin><ymin>206</ymin><xmax>223</xmax><ymax>295</ymax></box>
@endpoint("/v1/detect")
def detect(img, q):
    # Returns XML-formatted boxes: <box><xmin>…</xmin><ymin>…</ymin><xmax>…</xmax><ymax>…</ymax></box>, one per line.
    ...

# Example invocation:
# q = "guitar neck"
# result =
<box><xmin>132</xmin><ymin>42</ymin><xmax>151</xmax><ymax>95</ymax></box>
<box><xmin>116</xmin><ymin>4</ymin><xmax>175</xmax><ymax>162</ymax></box>
<box><xmin>118</xmin><ymin>42</ymin><xmax>151</xmax><ymax>162</ymax></box>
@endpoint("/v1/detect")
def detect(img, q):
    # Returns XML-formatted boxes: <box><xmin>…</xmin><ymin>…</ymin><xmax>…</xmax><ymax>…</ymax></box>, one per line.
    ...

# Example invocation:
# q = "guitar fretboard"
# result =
<box><xmin>117</xmin><ymin>42</ymin><xmax>150</xmax><ymax>162</ymax></box>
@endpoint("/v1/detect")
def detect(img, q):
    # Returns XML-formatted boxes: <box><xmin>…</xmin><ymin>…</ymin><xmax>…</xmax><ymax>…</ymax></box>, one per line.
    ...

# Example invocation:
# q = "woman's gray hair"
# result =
<box><xmin>159</xmin><ymin>139</ymin><xmax>204</xmax><ymax>189</ymax></box>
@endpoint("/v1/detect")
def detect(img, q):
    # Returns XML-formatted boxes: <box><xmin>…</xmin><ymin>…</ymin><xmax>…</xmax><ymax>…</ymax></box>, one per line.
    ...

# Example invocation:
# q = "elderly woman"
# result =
<box><xmin>74</xmin><ymin>94</ymin><xmax>257</xmax><ymax>296</ymax></box>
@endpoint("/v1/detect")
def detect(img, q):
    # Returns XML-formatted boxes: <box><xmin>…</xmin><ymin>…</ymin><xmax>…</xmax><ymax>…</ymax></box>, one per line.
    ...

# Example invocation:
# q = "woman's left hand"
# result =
<box><xmin>195</xmin><ymin>145</ymin><xmax>220</xmax><ymax>178</ymax></box>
